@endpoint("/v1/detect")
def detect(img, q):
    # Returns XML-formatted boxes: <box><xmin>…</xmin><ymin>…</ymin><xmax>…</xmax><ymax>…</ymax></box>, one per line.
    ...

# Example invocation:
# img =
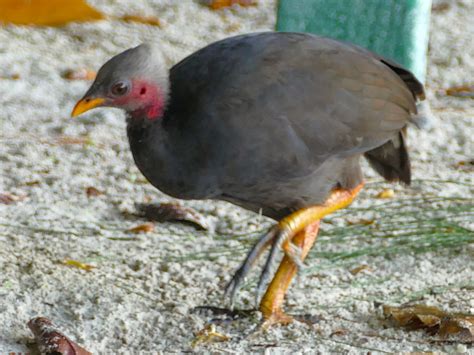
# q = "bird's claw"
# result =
<box><xmin>223</xmin><ymin>278</ymin><xmax>239</xmax><ymax>309</ymax></box>
<box><xmin>225</xmin><ymin>224</ymin><xmax>306</xmax><ymax>308</ymax></box>
<box><xmin>224</xmin><ymin>226</ymin><xmax>279</xmax><ymax>306</ymax></box>
<box><xmin>283</xmin><ymin>243</ymin><xmax>305</xmax><ymax>270</ymax></box>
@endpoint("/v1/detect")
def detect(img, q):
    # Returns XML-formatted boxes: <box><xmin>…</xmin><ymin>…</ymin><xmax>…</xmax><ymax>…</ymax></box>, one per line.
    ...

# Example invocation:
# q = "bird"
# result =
<box><xmin>72</xmin><ymin>32</ymin><xmax>427</xmax><ymax>326</ymax></box>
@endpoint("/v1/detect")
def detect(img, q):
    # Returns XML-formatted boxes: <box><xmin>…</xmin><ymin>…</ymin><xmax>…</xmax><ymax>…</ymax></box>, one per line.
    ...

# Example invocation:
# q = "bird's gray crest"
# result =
<box><xmin>93</xmin><ymin>42</ymin><xmax>169</xmax><ymax>93</ymax></box>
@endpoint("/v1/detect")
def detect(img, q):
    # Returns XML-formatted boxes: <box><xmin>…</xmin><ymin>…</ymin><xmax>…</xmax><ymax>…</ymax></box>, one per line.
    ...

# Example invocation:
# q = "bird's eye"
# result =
<box><xmin>110</xmin><ymin>81</ymin><xmax>129</xmax><ymax>96</ymax></box>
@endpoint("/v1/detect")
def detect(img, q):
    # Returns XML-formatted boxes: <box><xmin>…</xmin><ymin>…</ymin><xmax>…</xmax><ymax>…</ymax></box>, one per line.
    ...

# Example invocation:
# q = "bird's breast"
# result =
<box><xmin>126</xmin><ymin>120</ymin><xmax>220</xmax><ymax>200</ymax></box>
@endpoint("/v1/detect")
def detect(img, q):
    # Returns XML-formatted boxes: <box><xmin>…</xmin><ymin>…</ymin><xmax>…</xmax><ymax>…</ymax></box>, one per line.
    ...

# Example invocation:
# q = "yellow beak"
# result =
<box><xmin>71</xmin><ymin>97</ymin><xmax>105</xmax><ymax>117</ymax></box>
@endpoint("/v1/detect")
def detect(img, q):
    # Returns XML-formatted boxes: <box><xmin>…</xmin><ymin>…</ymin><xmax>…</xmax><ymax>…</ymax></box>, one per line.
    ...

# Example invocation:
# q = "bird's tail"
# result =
<box><xmin>410</xmin><ymin>100</ymin><xmax>434</xmax><ymax>129</ymax></box>
<box><xmin>364</xmin><ymin>130</ymin><xmax>411</xmax><ymax>185</ymax></box>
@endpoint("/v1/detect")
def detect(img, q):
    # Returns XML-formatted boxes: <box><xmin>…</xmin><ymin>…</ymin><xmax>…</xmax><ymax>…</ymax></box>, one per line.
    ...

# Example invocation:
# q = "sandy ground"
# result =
<box><xmin>0</xmin><ymin>0</ymin><xmax>473</xmax><ymax>353</ymax></box>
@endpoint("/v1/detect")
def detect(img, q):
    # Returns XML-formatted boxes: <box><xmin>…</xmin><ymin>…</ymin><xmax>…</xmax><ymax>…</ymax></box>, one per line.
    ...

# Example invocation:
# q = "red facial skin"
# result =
<box><xmin>113</xmin><ymin>79</ymin><xmax>165</xmax><ymax>120</ymax></box>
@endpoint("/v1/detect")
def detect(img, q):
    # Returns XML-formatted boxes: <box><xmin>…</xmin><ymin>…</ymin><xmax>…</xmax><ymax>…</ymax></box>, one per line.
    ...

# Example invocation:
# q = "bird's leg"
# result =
<box><xmin>259</xmin><ymin>221</ymin><xmax>320</xmax><ymax>326</ymax></box>
<box><xmin>259</xmin><ymin>183</ymin><xmax>364</xmax><ymax>327</ymax></box>
<box><xmin>225</xmin><ymin>226</ymin><xmax>279</xmax><ymax>306</ymax></box>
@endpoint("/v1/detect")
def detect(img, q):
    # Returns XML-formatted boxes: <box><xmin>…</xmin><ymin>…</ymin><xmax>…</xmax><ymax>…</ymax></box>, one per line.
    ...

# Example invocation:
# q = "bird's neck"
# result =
<box><xmin>126</xmin><ymin>112</ymin><xmax>218</xmax><ymax>200</ymax></box>
<box><xmin>127</xmin><ymin>78</ymin><xmax>168</xmax><ymax>120</ymax></box>
<box><xmin>126</xmin><ymin>116</ymin><xmax>180</xmax><ymax>196</ymax></box>
<box><xmin>126</xmin><ymin>115</ymin><xmax>170</xmax><ymax>166</ymax></box>
<box><xmin>129</xmin><ymin>104</ymin><xmax>164</xmax><ymax>121</ymax></box>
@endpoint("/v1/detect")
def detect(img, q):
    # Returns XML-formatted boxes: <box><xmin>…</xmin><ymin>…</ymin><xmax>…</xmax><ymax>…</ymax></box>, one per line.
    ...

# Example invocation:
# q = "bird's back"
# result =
<box><xmin>161</xmin><ymin>32</ymin><xmax>424</xmax><ymax>217</ymax></box>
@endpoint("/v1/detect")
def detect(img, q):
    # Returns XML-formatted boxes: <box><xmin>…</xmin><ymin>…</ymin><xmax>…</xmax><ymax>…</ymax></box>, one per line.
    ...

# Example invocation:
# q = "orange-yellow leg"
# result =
<box><xmin>259</xmin><ymin>183</ymin><xmax>364</xmax><ymax>326</ymax></box>
<box><xmin>260</xmin><ymin>221</ymin><xmax>320</xmax><ymax>326</ymax></box>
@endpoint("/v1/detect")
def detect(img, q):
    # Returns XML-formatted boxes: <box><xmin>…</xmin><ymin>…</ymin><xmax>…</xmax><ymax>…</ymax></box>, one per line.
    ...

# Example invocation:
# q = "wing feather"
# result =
<box><xmin>168</xmin><ymin>32</ymin><xmax>423</xmax><ymax>183</ymax></box>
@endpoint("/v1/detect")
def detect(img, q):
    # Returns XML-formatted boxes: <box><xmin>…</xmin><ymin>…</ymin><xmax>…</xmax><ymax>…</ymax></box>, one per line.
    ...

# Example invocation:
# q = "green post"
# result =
<box><xmin>276</xmin><ymin>0</ymin><xmax>431</xmax><ymax>82</ymax></box>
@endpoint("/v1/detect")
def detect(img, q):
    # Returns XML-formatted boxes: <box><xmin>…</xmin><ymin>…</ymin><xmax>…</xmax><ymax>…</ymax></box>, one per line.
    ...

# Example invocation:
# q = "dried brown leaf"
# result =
<box><xmin>0</xmin><ymin>0</ymin><xmax>104</xmax><ymax>26</ymax></box>
<box><xmin>137</xmin><ymin>203</ymin><xmax>209</xmax><ymax>230</ymax></box>
<box><xmin>349</xmin><ymin>264</ymin><xmax>373</xmax><ymax>275</ymax></box>
<box><xmin>204</xmin><ymin>0</ymin><xmax>256</xmax><ymax>10</ymax></box>
<box><xmin>0</xmin><ymin>73</ymin><xmax>20</xmax><ymax>80</ymax></box>
<box><xmin>454</xmin><ymin>159</ymin><xmax>474</xmax><ymax>171</ymax></box>
<box><xmin>62</xmin><ymin>259</ymin><xmax>95</xmax><ymax>272</ymax></box>
<box><xmin>432</xmin><ymin>2</ymin><xmax>450</xmax><ymax>12</ymax></box>
<box><xmin>445</xmin><ymin>85</ymin><xmax>474</xmax><ymax>98</ymax></box>
<box><xmin>28</xmin><ymin>317</ymin><xmax>92</xmax><ymax>355</ymax></box>
<box><xmin>85</xmin><ymin>186</ymin><xmax>104</xmax><ymax>197</ymax></box>
<box><xmin>128</xmin><ymin>222</ymin><xmax>155</xmax><ymax>234</ymax></box>
<box><xmin>376</xmin><ymin>188</ymin><xmax>395</xmax><ymax>199</ymax></box>
<box><xmin>383</xmin><ymin>304</ymin><xmax>474</xmax><ymax>341</ymax></box>
<box><xmin>330</xmin><ymin>328</ymin><xmax>349</xmax><ymax>337</ymax></box>
<box><xmin>0</xmin><ymin>192</ymin><xmax>24</xmax><ymax>204</ymax></box>
<box><xmin>120</xmin><ymin>14</ymin><xmax>161</xmax><ymax>27</ymax></box>
<box><xmin>35</xmin><ymin>135</ymin><xmax>97</xmax><ymax>147</ymax></box>
<box><xmin>439</xmin><ymin>316</ymin><xmax>474</xmax><ymax>339</ymax></box>
<box><xmin>384</xmin><ymin>304</ymin><xmax>445</xmax><ymax>328</ymax></box>
<box><xmin>347</xmin><ymin>218</ymin><xmax>375</xmax><ymax>226</ymax></box>
<box><xmin>62</xmin><ymin>68</ymin><xmax>96</xmax><ymax>81</ymax></box>
<box><xmin>55</xmin><ymin>135</ymin><xmax>93</xmax><ymax>146</ymax></box>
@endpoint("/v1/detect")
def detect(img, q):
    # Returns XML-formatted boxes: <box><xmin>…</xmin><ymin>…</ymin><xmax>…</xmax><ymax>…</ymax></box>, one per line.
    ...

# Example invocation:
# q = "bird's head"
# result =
<box><xmin>71</xmin><ymin>43</ymin><xmax>169</xmax><ymax>120</ymax></box>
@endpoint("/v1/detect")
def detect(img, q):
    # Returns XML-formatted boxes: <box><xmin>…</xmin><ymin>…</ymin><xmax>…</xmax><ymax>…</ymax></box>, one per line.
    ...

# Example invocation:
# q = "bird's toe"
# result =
<box><xmin>224</xmin><ymin>226</ymin><xmax>279</xmax><ymax>305</ymax></box>
<box><xmin>283</xmin><ymin>242</ymin><xmax>305</xmax><ymax>270</ymax></box>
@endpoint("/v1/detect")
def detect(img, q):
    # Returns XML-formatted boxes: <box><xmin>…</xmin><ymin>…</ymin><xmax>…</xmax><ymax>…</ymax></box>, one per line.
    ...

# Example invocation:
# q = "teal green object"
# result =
<box><xmin>276</xmin><ymin>0</ymin><xmax>431</xmax><ymax>82</ymax></box>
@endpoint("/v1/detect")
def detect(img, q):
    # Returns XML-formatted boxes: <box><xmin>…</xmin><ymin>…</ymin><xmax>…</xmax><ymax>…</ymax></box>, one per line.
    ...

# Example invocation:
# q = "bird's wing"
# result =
<box><xmin>167</xmin><ymin>32</ymin><xmax>423</xmax><ymax>180</ymax></box>
<box><xmin>236</xmin><ymin>33</ymin><xmax>423</xmax><ymax>159</ymax></box>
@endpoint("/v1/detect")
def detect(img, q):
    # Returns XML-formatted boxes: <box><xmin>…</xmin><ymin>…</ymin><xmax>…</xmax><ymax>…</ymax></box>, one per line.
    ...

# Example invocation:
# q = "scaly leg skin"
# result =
<box><xmin>258</xmin><ymin>183</ymin><xmax>364</xmax><ymax>327</ymax></box>
<box><xmin>259</xmin><ymin>221</ymin><xmax>320</xmax><ymax>327</ymax></box>
<box><xmin>224</xmin><ymin>226</ymin><xmax>279</xmax><ymax>306</ymax></box>
<box><xmin>224</xmin><ymin>225</ymin><xmax>304</xmax><ymax>307</ymax></box>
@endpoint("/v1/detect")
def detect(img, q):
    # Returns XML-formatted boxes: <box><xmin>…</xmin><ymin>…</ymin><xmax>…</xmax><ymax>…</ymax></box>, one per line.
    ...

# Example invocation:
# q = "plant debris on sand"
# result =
<box><xmin>0</xmin><ymin>0</ymin><xmax>473</xmax><ymax>353</ymax></box>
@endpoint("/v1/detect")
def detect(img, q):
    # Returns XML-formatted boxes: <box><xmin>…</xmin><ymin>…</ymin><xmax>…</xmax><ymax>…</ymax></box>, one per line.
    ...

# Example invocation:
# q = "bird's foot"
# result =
<box><xmin>224</xmin><ymin>225</ymin><xmax>278</xmax><ymax>306</ymax></box>
<box><xmin>224</xmin><ymin>224</ymin><xmax>305</xmax><ymax>307</ymax></box>
<box><xmin>225</xmin><ymin>183</ymin><xmax>364</xmax><ymax>327</ymax></box>
<box><xmin>261</xmin><ymin>310</ymin><xmax>294</xmax><ymax>329</ymax></box>
<box><xmin>253</xmin><ymin>222</ymin><xmax>309</xmax><ymax>307</ymax></box>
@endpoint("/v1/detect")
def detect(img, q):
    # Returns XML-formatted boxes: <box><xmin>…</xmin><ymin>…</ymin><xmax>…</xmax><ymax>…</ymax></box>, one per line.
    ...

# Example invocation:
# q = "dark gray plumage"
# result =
<box><xmin>128</xmin><ymin>33</ymin><xmax>424</xmax><ymax>219</ymax></box>
<box><xmin>72</xmin><ymin>32</ymin><xmax>428</xmax><ymax>320</ymax></box>
<box><xmin>76</xmin><ymin>32</ymin><xmax>425</xmax><ymax>220</ymax></box>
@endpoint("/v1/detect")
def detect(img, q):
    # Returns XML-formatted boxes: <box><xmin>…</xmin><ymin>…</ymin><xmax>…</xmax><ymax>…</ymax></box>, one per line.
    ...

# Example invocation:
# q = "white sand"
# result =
<box><xmin>0</xmin><ymin>0</ymin><xmax>473</xmax><ymax>353</ymax></box>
